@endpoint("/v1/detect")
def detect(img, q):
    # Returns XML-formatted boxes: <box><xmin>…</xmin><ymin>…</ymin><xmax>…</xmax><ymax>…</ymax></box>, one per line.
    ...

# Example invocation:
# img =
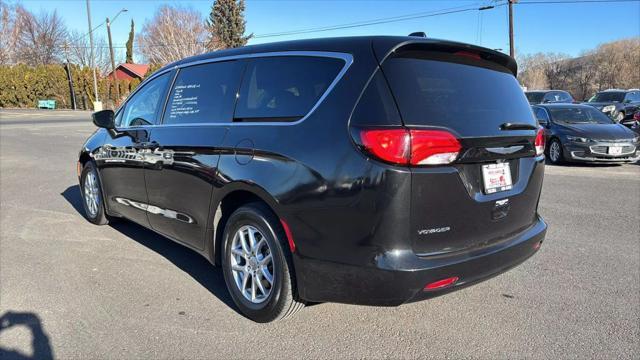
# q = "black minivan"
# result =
<box><xmin>79</xmin><ymin>36</ymin><xmax>547</xmax><ymax>322</ymax></box>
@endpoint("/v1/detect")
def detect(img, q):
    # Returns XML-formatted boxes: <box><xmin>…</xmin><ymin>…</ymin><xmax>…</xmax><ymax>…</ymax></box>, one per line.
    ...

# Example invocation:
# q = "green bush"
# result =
<box><xmin>0</xmin><ymin>64</ymin><xmax>141</xmax><ymax>110</ymax></box>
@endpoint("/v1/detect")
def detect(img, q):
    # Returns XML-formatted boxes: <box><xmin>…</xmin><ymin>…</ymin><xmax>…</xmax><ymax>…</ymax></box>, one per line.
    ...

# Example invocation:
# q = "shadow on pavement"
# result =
<box><xmin>0</xmin><ymin>311</ymin><xmax>53</xmax><ymax>360</ymax></box>
<box><xmin>60</xmin><ymin>185</ymin><xmax>239</xmax><ymax>315</ymax></box>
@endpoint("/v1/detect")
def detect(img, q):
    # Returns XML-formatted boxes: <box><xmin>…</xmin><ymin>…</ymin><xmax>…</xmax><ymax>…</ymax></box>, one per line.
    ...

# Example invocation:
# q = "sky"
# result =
<box><xmin>17</xmin><ymin>0</ymin><xmax>640</xmax><ymax>63</ymax></box>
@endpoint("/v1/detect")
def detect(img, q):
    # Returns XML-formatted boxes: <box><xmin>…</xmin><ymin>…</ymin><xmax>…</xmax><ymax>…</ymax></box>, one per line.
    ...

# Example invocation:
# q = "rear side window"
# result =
<box><xmin>351</xmin><ymin>71</ymin><xmax>401</xmax><ymax>126</ymax></box>
<box><xmin>234</xmin><ymin>56</ymin><xmax>344</xmax><ymax>122</ymax></box>
<box><xmin>163</xmin><ymin>61</ymin><xmax>244</xmax><ymax>124</ymax></box>
<box><xmin>382</xmin><ymin>56</ymin><xmax>535</xmax><ymax>137</ymax></box>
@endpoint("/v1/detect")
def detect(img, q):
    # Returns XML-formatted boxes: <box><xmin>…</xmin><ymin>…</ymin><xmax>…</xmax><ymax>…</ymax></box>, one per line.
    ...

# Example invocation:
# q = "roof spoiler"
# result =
<box><xmin>373</xmin><ymin>38</ymin><xmax>518</xmax><ymax>76</ymax></box>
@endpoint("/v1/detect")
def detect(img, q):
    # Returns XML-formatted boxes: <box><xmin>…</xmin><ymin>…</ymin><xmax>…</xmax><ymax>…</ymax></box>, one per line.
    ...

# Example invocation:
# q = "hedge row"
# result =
<box><xmin>0</xmin><ymin>64</ymin><xmax>141</xmax><ymax>110</ymax></box>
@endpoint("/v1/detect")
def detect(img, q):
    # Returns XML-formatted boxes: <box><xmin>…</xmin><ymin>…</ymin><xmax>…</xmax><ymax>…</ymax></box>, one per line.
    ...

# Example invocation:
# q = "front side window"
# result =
<box><xmin>120</xmin><ymin>72</ymin><xmax>172</xmax><ymax>127</ymax></box>
<box><xmin>234</xmin><ymin>56</ymin><xmax>344</xmax><ymax>122</ymax></box>
<box><xmin>624</xmin><ymin>91</ymin><xmax>639</xmax><ymax>102</ymax></box>
<box><xmin>163</xmin><ymin>61</ymin><xmax>244</xmax><ymax>124</ymax></box>
<box><xmin>534</xmin><ymin>107</ymin><xmax>550</xmax><ymax>123</ymax></box>
<box><xmin>559</xmin><ymin>92</ymin><xmax>573</xmax><ymax>102</ymax></box>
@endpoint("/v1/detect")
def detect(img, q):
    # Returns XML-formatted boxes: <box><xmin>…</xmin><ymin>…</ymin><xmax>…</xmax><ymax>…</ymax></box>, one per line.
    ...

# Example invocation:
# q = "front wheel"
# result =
<box><xmin>221</xmin><ymin>203</ymin><xmax>304</xmax><ymax>322</ymax></box>
<box><xmin>80</xmin><ymin>162</ymin><xmax>109</xmax><ymax>225</ymax></box>
<box><xmin>548</xmin><ymin>139</ymin><xmax>564</xmax><ymax>165</ymax></box>
<box><xmin>613</xmin><ymin>111</ymin><xmax>625</xmax><ymax>122</ymax></box>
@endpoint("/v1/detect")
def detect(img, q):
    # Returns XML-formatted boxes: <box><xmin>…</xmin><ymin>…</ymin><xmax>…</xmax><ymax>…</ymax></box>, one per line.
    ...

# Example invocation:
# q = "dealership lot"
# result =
<box><xmin>1</xmin><ymin>109</ymin><xmax>638</xmax><ymax>359</ymax></box>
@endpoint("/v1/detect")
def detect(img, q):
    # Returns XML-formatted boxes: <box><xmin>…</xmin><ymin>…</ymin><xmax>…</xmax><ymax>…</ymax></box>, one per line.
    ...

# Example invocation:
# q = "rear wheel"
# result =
<box><xmin>221</xmin><ymin>203</ymin><xmax>304</xmax><ymax>322</ymax></box>
<box><xmin>80</xmin><ymin>162</ymin><xmax>109</xmax><ymax>225</ymax></box>
<box><xmin>548</xmin><ymin>139</ymin><xmax>564</xmax><ymax>165</ymax></box>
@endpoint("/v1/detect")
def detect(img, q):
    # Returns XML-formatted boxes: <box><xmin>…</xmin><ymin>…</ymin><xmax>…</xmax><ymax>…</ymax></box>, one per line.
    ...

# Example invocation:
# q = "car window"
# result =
<box><xmin>350</xmin><ymin>71</ymin><xmax>401</xmax><ymax>126</ymax></box>
<box><xmin>559</xmin><ymin>92</ymin><xmax>573</xmax><ymax>102</ymax></box>
<box><xmin>525</xmin><ymin>92</ymin><xmax>544</xmax><ymax>104</ymax></box>
<box><xmin>163</xmin><ymin>61</ymin><xmax>244</xmax><ymax>125</ymax></box>
<box><xmin>534</xmin><ymin>107</ymin><xmax>550</xmax><ymax>123</ymax></box>
<box><xmin>590</xmin><ymin>92</ymin><xmax>625</xmax><ymax>103</ymax></box>
<box><xmin>548</xmin><ymin>107</ymin><xmax>614</xmax><ymax>125</ymax></box>
<box><xmin>120</xmin><ymin>72</ymin><xmax>171</xmax><ymax>127</ymax></box>
<box><xmin>234</xmin><ymin>56</ymin><xmax>344</xmax><ymax>122</ymax></box>
<box><xmin>543</xmin><ymin>93</ymin><xmax>557</xmax><ymax>102</ymax></box>
<box><xmin>381</xmin><ymin>56</ymin><xmax>535</xmax><ymax>137</ymax></box>
<box><xmin>625</xmin><ymin>91</ymin><xmax>639</xmax><ymax>102</ymax></box>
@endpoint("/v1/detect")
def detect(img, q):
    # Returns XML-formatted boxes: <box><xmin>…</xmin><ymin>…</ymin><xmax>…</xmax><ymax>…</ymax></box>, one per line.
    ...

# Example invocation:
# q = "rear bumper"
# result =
<box><xmin>295</xmin><ymin>216</ymin><xmax>547</xmax><ymax>306</ymax></box>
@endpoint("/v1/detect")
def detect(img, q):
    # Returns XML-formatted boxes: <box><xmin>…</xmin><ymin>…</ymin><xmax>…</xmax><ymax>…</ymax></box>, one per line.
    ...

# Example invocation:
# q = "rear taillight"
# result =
<box><xmin>360</xmin><ymin>129</ymin><xmax>410</xmax><ymax>164</ymax></box>
<box><xmin>359</xmin><ymin>129</ymin><xmax>461</xmax><ymax>166</ymax></box>
<box><xmin>535</xmin><ymin>127</ymin><xmax>545</xmax><ymax>156</ymax></box>
<box><xmin>409</xmin><ymin>130</ymin><xmax>461</xmax><ymax>165</ymax></box>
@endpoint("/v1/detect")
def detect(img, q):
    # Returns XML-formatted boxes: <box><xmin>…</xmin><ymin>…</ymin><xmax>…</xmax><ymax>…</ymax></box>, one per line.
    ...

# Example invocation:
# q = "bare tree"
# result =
<box><xmin>137</xmin><ymin>5</ymin><xmax>208</xmax><ymax>65</ymax></box>
<box><xmin>518</xmin><ymin>37</ymin><xmax>639</xmax><ymax>100</ymax></box>
<box><xmin>0</xmin><ymin>0</ymin><xmax>19</xmax><ymax>64</ymax></box>
<box><xmin>567</xmin><ymin>52</ymin><xmax>596</xmax><ymax>101</ymax></box>
<box><xmin>14</xmin><ymin>6</ymin><xmax>67</xmax><ymax>65</ymax></box>
<box><xmin>517</xmin><ymin>53</ymin><xmax>550</xmax><ymax>90</ymax></box>
<box><xmin>66</xmin><ymin>30</ymin><xmax>114</xmax><ymax>75</ymax></box>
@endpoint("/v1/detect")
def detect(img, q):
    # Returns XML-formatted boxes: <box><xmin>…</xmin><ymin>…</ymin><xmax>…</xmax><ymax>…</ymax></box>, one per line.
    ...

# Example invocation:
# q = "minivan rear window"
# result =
<box><xmin>382</xmin><ymin>56</ymin><xmax>535</xmax><ymax>137</ymax></box>
<box><xmin>234</xmin><ymin>56</ymin><xmax>344</xmax><ymax>122</ymax></box>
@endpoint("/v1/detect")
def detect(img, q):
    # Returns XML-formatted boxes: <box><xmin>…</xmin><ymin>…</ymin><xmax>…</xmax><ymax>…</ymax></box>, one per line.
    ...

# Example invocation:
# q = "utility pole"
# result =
<box><xmin>86</xmin><ymin>0</ymin><xmax>99</xmax><ymax>108</ymax></box>
<box><xmin>508</xmin><ymin>0</ymin><xmax>517</xmax><ymax>58</ymax></box>
<box><xmin>63</xmin><ymin>42</ymin><xmax>77</xmax><ymax>110</ymax></box>
<box><xmin>106</xmin><ymin>17</ymin><xmax>120</xmax><ymax>103</ymax></box>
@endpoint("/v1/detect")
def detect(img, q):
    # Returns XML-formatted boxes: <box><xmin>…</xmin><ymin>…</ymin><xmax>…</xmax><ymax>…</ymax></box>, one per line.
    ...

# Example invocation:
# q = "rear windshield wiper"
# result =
<box><xmin>500</xmin><ymin>122</ymin><xmax>538</xmax><ymax>131</ymax></box>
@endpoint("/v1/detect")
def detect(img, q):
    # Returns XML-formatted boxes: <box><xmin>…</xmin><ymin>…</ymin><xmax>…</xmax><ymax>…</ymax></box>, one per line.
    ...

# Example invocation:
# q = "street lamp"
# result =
<box><xmin>107</xmin><ymin>8</ymin><xmax>128</xmax><ymax>105</ymax></box>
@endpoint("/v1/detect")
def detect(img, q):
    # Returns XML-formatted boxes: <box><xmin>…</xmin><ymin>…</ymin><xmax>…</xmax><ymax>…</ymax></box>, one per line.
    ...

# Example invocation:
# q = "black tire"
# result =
<box><xmin>547</xmin><ymin>138</ymin><xmax>564</xmax><ymax>165</ymax></box>
<box><xmin>221</xmin><ymin>202</ymin><xmax>304</xmax><ymax>322</ymax></box>
<box><xmin>80</xmin><ymin>162</ymin><xmax>109</xmax><ymax>225</ymax></box>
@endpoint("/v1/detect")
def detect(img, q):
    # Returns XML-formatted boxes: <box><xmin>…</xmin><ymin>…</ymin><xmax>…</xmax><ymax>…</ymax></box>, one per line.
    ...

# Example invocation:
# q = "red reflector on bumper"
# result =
<box><xmin>424</xmin><ymin>276</ymin><xmax>459</xmax><ymax>291</ymax></box>
<box><xmin>280</xmin><ymin>219</ymin><xmax>296</xmax><ymax>253</ymax></box>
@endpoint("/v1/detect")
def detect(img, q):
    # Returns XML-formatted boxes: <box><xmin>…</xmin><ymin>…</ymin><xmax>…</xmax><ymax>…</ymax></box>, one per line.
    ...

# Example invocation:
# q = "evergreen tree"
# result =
<box><xmin>206</xmin><ymin>0</ymin><xmax>252</xmax><ymax>50</ymax></box>
<box><xmin>125</xmin><ymin>20</ymin><xmax>134</xmax><ymax>63</ymax></box>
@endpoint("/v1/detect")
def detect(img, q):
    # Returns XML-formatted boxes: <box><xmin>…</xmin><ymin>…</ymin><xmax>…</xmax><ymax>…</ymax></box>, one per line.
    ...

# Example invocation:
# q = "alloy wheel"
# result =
<box><xmin>229</xmin><ymin>225</ymin><xmax>274</xmax><ymax>304</ymax></box>
<box><xmin>83</xmin><ymin>171</ymin><xmax>100</xmax><ymax>217</ymax></box>
<box><xmin>549</xmin><ymin>141</ymin><xmax>561</xmax><ymax>163</ymax></box>
<box><xmin>614</xmin><ymin>112</ymin><xmax>624</xmax><ymax>122</ymax></box>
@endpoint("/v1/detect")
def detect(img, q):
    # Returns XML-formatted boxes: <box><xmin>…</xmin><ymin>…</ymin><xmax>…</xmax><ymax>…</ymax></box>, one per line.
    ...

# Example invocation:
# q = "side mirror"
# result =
<box><xmin>92</xmin><ymin>110</ymin><xmax>115</xmax><ymax>129</ymax></box>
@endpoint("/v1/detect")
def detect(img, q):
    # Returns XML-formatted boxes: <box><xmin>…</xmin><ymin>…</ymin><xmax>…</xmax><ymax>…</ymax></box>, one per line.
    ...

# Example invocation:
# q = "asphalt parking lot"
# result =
<box><xmin>1</xmin><ymin>109</ymin><xmax>638</xmax><ymax>359</ymax></box>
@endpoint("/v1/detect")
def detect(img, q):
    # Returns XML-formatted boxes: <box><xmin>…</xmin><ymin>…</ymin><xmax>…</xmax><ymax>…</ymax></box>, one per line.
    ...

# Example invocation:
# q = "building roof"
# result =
<box><xmin>118</xmin><ymin>63</ymin><xmax>150</xmax><ymax>78</ymax></box>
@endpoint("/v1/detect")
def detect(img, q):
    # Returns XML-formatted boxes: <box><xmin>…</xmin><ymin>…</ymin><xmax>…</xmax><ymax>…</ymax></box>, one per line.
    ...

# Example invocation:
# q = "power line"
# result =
<box><xmin>518</xmin><ymin>0</ymin><xmax>639</xmax><ymax>4</ymax></box>
<box><xmin>253</xmin><ymin>2</ymin><xmax>505</xmax><ymax>39</ymax></box>
<box><xmin>56</xmin><ymin>0</ymin><xmax>638</xmax><ymax>50</ymax></box>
